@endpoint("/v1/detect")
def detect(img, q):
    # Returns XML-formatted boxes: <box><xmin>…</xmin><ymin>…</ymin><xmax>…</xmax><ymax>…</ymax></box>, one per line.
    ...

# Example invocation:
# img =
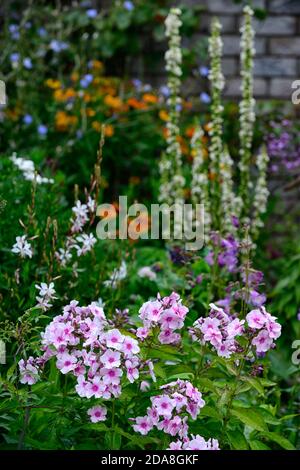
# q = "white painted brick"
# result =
<box><xmin>254</xmin><ymin>57</ymin><xmax>297</xmax><ymax>76</ymax></box>
<box><xmin>270</xmin><ymin>78</ymin><xmax>295</xmax><ymax>98</ymax></box>
<box><xmin>270</xmin><ymin>38</ymin><xmax>300</xmax><ymax>55</ymax></box>
<box><xmin>252</xmin><ymin>16</ymin><xmax>296</xmax><ymax>35</ymax></box>
<box><xmin>205</xmin><ymin>0</ymin><xmax>265</xmax><ymax>13</ymax></box>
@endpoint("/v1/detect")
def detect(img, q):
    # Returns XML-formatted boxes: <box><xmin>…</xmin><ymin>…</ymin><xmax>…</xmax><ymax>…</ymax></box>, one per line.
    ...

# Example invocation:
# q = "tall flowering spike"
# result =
<box><xmin>191</xmin><ymin>126</ymin><xmax>211</xmax><ymax>234</ymax></box>
<box><xmin>238</xmin><ymin>6</ymin><xmax>256</xmax><ymax>224</ymax></box>
<box><xmin>251</xmin><ymin>145</ymin><xmax>269</xmax><ymax>240</ymax></box>
<box><xmin>159</xmin><ymin>8</ymin><xmax>185</xmax><ymax>207</ymax></box>
<box><xmin>220</xmin><ymin>146</ymin><xmax>242</xmax><ymax>235</ymax></box>
<box><xmin>208</xmin><ymin>18</ymin><xmax>224</xmax><ymax>230</ymax></box>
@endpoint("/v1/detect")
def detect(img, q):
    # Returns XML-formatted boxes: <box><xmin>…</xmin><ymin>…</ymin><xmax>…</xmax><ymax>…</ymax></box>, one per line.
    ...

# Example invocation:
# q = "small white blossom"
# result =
<box><xmin>104</xmin><ymin>261</ymin><xmax>127</xmax><ymax>289</ymax></box>
<box><xmin>12</xmin><ymin>235</ymin><xmax>33</xmax><ymax>258</ymax></box>
<box><xmin>138</xmin><ymin>266</ymin><xmax>157</xmax><ymax>281</ymax></box>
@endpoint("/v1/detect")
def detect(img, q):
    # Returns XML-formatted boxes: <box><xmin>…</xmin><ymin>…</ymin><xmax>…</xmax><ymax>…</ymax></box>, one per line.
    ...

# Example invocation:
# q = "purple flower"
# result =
<box><xmin>80</xmin><ymin>74</ymin><xmax>93</xmax><ymax>88</ymax></box>
<box><xmin>49</xmin><ymin>40</ymin><xmax>68</xmax><ymax>52</ymax></box>
<box><xmin>159</xmin><ymin>85</ymin><xmax>170</xmax><ymax>97</ymax></box>
<box><xmin>124</xmin><ymin>1</ymin><xmax>134</xmax><ymax>11</ymax></box>
<box><xmin>86</xmin><ymin>9</ymin><xmax>97</xmax><ymax>18</ymax></box>
<box><xmin>38</xmin><ymin>124</ymin><xmax>48</xmax><ymax>136</ymax></box>
<box><xmin>132</xmin><ymin>78</ymin><xmax>142</xmax><ymax>90</ymax></box>
<box><xmin>10</xmin><ymin>52</ymin><xmax>19</xmax><ymax>64</ymax></box>
<box><xmin>200</xmin><ymin>92</ymin><xmax>211</xmax><ymax>104</ymax></box>
<box><xmin>23</xmin><ymin>58</ymin><xmax>32</xmax><ymax>69</ymax></box>
<box><xmin>23</xmin><ymin>114</ymin><xmax>33</xmax><ymax>125</ymax></box>
<box><xmin>38</xmin><ymin>27</ymin><xmax>47</xmax><ymax>37</ymax></box>
<box><xmin>199</xmin><ymin>66</ymin><xmax>209</xmax><ymax>77</ymax></box>
<box><xmin>9</xmin><ymin>24</ymin><xmax>20</xmax><ymax>40</ymax></box>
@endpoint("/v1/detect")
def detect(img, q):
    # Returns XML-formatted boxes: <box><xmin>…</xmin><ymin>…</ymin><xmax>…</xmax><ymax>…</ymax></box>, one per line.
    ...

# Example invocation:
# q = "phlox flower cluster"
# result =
<box><xmin>132</xmin><ymin>380</ymin><xmax>206</xmax><ymax>439</ymax></box>
<box><xmin>168</xmin><ymin>435</ymin><xmax>220</xmax><ymax>450</ymax></box>
<box><xmin>18</xmin><ymin>300</ymin><xmax>153</xmax><ymax>398</ymax></box>
<box><xmin>190</xmin><ymin>302</ymin><xmax>281</xmax><ymax>357</ymax></box>
<box><xmin>136</xmin><ymin>292</ymin><xmax>188</xmax><ymax>345</ymax></box>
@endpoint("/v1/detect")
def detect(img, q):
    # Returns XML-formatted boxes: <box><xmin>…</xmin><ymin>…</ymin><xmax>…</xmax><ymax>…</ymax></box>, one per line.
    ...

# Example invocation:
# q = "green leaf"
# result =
<box><xmin>226</xmin><ymin>430</ymin><xmax>249</xmax><ymax>450</ymax></box>
<box><xmin>261</xmin><ymin>432</ymin><xmax>296</xmax><ymax>450</ymax></box>
<box><xmin>249</xmin><ymin>440</ymin><xmax>270</xmax><ymax>450</ymax></box>
<box><xmin>240</xmin><ymin>376</ymin><xmax>264</xmax><ymax>396</ymax></box>
<box><xmin>231</xmin><ymin>407</ymin><xmax>269</xmax><ymax>432</ymax></box>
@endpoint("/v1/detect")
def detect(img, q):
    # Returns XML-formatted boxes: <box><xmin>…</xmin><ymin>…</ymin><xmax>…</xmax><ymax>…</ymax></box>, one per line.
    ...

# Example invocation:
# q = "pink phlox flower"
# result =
<box><xmin>56</xmin><ymin>352</ymin><xmax>77</xmax><ymax>374</ymax></box>
<box><xmin>246</xmin><ymin>308</ymin><xmax>266</xmax><ymax>329</ymax></box>
<box><xmin>100</xmin><ymin>349</ymin><xmax>121</xmax><ymax>369</ymax></box>
<box><xmin>100</xmin><ymin>367</ymin><xmax>123</xmax><ymax>385</ymax></box>
<box><xmin>151</xmin><ymin>395</ymin><xmax>176</xmax><ymax>418</ymax></box>
<box><xmin>87</xmin><ymin>405</ymin><xmax>107</xmax><ymax>423</ymax></box>
<box><xmin>252</xmin><ymin>329</ymin><xmax>274</xmax><ymax>353</ymax></box>
<box><xmin>122</xmin><ymin>336</ymin><xmax>140</xmax><ymax>356</ymax></box>
<box><xmin>133</xmin><ymin>416</ymin><xmax>153</xmax><ymax>435</ymax></box>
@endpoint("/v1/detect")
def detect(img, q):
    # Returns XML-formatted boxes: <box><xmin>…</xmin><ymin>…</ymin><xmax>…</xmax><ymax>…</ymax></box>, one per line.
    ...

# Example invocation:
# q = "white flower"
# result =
<box><xmin>159</xmin><ymin>8</ymin><xmax>184</xmax><ymax>206</ymax></box>
<box><xmin>35</xmin><ymin>282</ymin><xmax>57</xmax><ymax>311</ymax></box>
<box><xmin>138</xmin><ymin>266</ymin><xmax>157</xmax><ymax>281</ymax></box>
<box><xmin>71</xmin><ymin>200</ymin><xmax>89</xmax><ymax>233</ymax></box>
<box><xmin>87</xmin><ymin>196</ymin><xmax>96</xmax><ymax>213</ymax></box>
<box><xmin>104</xmin><ymin>261</ymin><xmax>127</xmax><ymax>289</ymax></box>
<box><xmin>75</xmin><ymin>233</ymin><xmax>97</xmax><ymax>256</ymax></box>
<box><xmin>11</xmin><ymin>235</ymin><xmax>33</xmax><ymax>258</ymax></box>
<box><xmin>11</xmin><ymin>152</ymin><xmax>54</xmax><ymax>184</ymax></box>
<box><xmin>35</xmin><ymin>282</ymin><xmax>56</xmax><ymax>298</ymax></box>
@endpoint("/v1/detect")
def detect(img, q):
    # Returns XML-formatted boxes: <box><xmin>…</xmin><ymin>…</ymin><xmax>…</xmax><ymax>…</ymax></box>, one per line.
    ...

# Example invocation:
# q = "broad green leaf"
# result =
<box><xmin>261</xmin><ymin>432</ymin><xmax>296</xmax><ymax>450</ymax></box>
<box><xmin>231</xmin><ymin>407</ymin><xmax>269</xmax><ymax>432</ymax></box>
<box><xmin>226</xmin><ymin>430</ymin><xmax>249</xmax><ymax>450</ymax></box>
<box><xmin>249</xmin><ymin>440</ymin><xmax>270</xmax><ymax>450</ymax></box>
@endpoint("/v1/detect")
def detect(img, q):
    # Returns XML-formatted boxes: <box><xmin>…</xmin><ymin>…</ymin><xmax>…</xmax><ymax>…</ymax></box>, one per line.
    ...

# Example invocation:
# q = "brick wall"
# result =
<box><xmin>188</xmin><ymin>0</ymin><xmax>300</xmax><ymax>99</ymax></box>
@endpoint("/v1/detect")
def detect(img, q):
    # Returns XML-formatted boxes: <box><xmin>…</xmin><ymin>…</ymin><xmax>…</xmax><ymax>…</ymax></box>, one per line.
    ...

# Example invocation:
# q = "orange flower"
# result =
<box><xmin>71</xmin><ymin>72</ymin><xmax>79</xmax><ymax>82</ymax></box>
<box><xmin>185</xmin><ymin>126</ymin><xmax>195</xmax><ymax>138</ymax></box>
<box><xmin>142</xmin><ymin>93</ymin><xmax>158</xmax><ymax>104</ymax></box>
<box><xmin>159</xmin><ymin>110</ymin><xmax>169</xmax><ymax>121</ymax></box>
<box><xmin>83</xmin><ymin>93</ymin><xmax>92</xmax><ymax>103</ymax></box>
<box><xmin>45</xmin><ymin>78</ymin><xmax>61</xmax><ymax>89</ymax></box>
<box><xmin>91</xmin><ymin>60</ymin><xmax>103</xmax><ymax>70</ymax></box>
<box><xmin>54</xmin><ymin>88</ymin><xmax>76</xmax><ymax>102</ymax></box>
<box><xmin>55</xmin><ymin>111</ymin><xmax>77</xmax><ymax>131</ymax></box>
<box><xmin>104</xmin><ymin>124</ymin><xmax>114</xmax><ymax>137</ymax></box>
<box><xmin>104</xmin><ymin>95</ymin><xmax>123</xmax><ymax>110</ymax></box>
<box><xmin>92</xmin><ymin>121</ymin><xmax>102</xmax><ymax>132</ymax></box>
<box><xmin>127</xmin><ymin>98</ymin><xmax>147</xmax><ymax>110</ymax></box>
<box><xmin>86</xmin><ymin>108</ymin><xmax>96</xmax><ymax>117</ymax></box>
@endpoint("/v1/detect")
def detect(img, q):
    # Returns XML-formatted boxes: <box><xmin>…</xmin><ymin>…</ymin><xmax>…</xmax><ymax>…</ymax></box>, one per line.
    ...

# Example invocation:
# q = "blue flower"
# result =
<box><xmin>86</xmin><ymin>8</ymin><xmax>98</xmax><ymax>18</ymax></box>
<box><xmin>132</xmin><ymin>79</ymin><xmax>142</xmax><ymax>90</ymax></box>
<box><xmin>49</xmin><ymin>40</ymin><xmax>68</xmax><ymax>53</ymax></box>
<box><xmin>23</xmin><ymin>58</ymin><xmax>32</xmax><ymax>69</ymax></box>
<box><xmin>124</xmin><ymin>1</ymin><xmax>134</xmax><ymax>11</ymax></box>
<box><xmin>23</xmin><ymin>114</ymin><xmax>33</xmax><ymax>125</ymax></box>
<box><xmin>199</xmin><ymin>66</ymin><xmax>209</xmax><ymax>77</ymax></box>
<box><xmin>200</xmin><ymin>92</ymin><xmax>211</xmax><ymax>104</ymax></box>
<box><xmin>9</xmin><ymin>24</ymin><xmax>20</xmax><ymax>40</ymax></box>
<box><xmin>80</xmin><ymin>74</ymin><xmax>93</xmax><ymax>88</ymax></box>
<box><xmin>38</xmin><ymin>124</ymin><xmax>48</xmax><ymax>136</ymax></box>
<box><xmin>159</xmin><ymin>85</ymin><xmax>170</xmax><ymax>97</ymax></box>
<box><xmin>10</xmin><ymin>53</ymin><xmax>20</xmax><ymax>63</ymax></box>
<box><xmin>38</xmin><ymin>27</ymin><xmax>47</xmax><ymax>37</ymax></box>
